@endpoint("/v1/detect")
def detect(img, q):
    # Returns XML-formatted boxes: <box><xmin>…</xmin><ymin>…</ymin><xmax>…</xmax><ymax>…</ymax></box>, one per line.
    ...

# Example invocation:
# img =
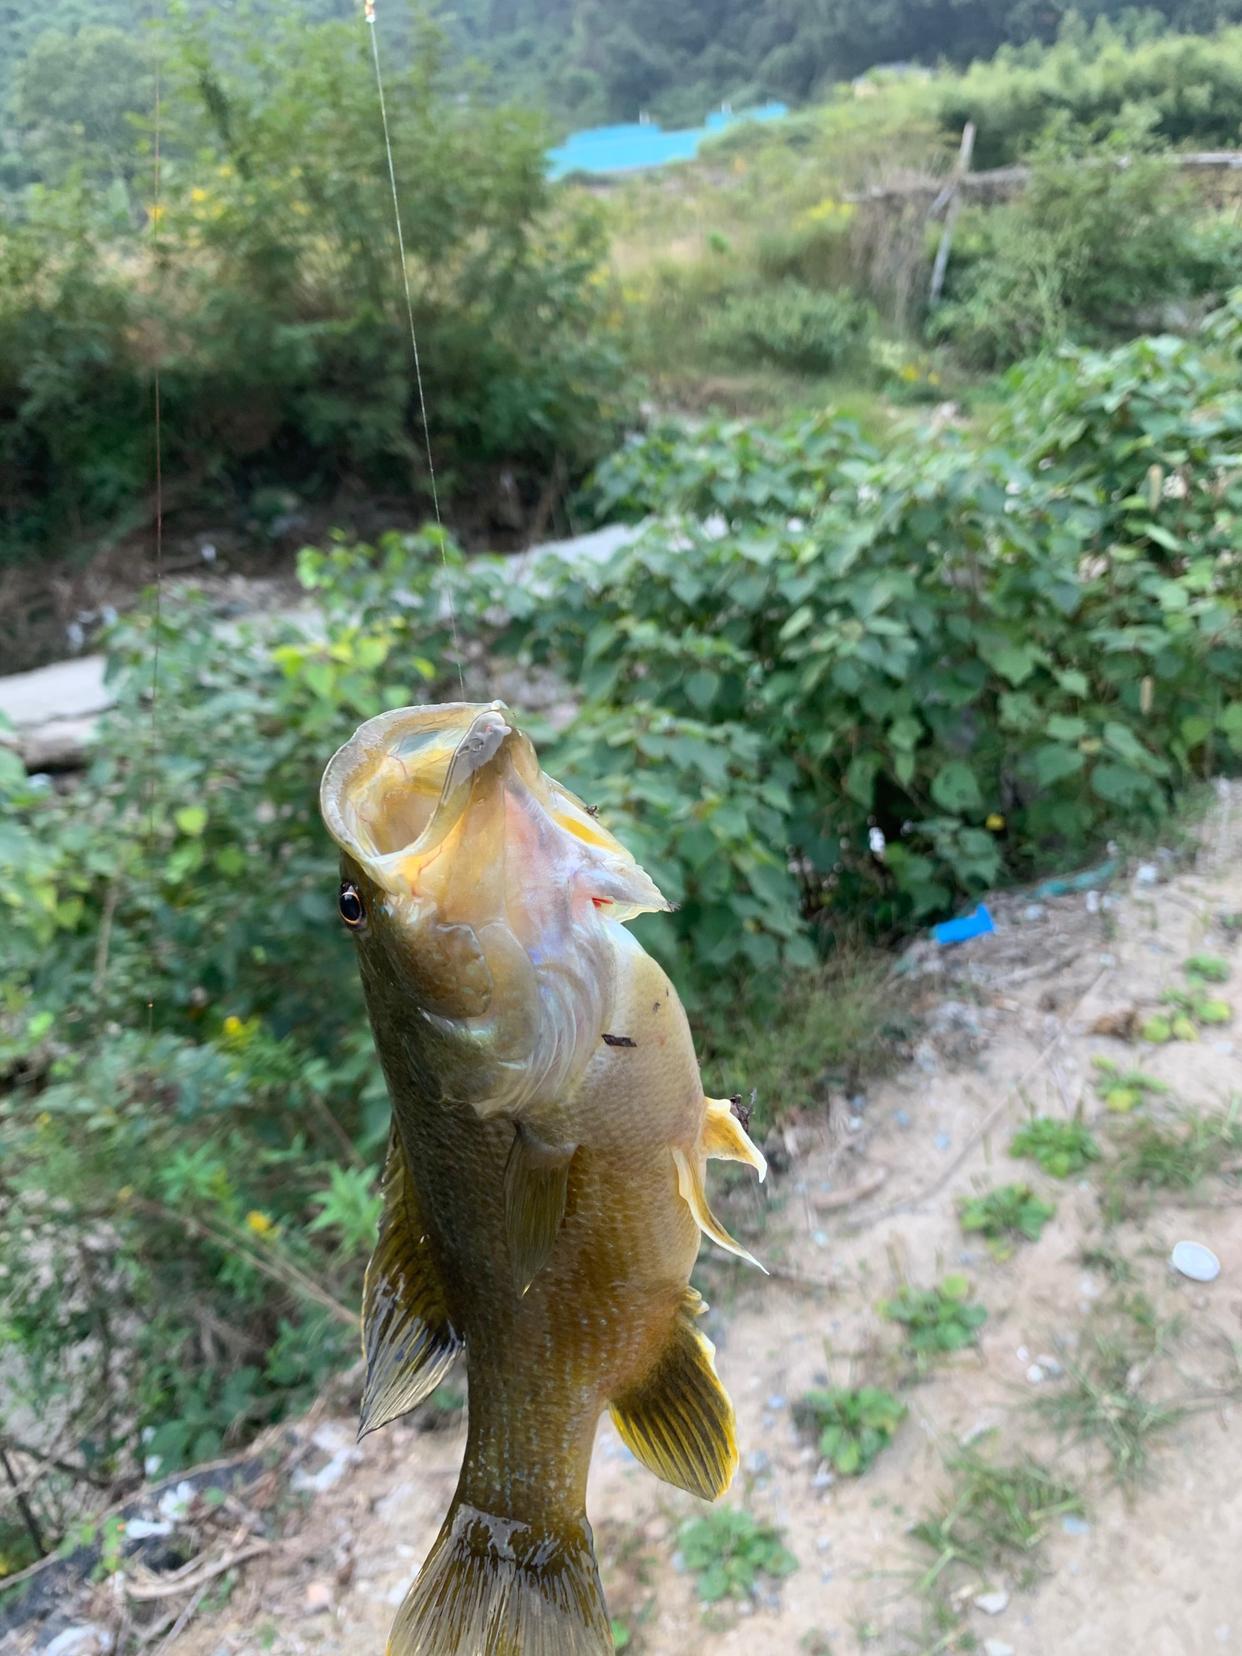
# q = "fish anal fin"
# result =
<box><xmin>671</xmin><ymin>1146</ymin><xmax>766</xmax><ymax>1273</ymax></box>
<box><xmin>388</xmin><ymin>1500</ymin><xmax>611</xmax><ymax>1656</ymax></box>
<box><xmin>360</xmin><ymin>1127</ymin><xmax>462</xmax><ymax>1439</ymax></box>
<box><xmin>504</xmin><ymin>1124</ymin><xmax>575</xmax><ymax>1296</ymax></box>
<box><xmin>702</xmin><ymin>1096</ymin><xmax>768</xmax><ymax>1181</ymax></box>
<box><xmin>608</xmin><ymin>1289</ymin><xmax>739</xmax><ymax>1502</ymax></box>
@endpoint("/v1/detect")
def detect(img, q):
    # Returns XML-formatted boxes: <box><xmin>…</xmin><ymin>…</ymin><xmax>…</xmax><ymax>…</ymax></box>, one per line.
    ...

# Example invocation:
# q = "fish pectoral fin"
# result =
<box><xmin>504</xmin><ymin>1124</ymin><xmax>576</xmax><ymax>1296</ymax></box>
<box><xmin>702</xmin><ymin>1096</ymin><xmax>768</xmax><ymax>1181</ymax></box>
<box><xmin>672</xmin><ymin>1146</ymin><xmax>766</xmax><ymax>1273</ymax></box>
<box><xmin>608</xmin><ymin>1287</ymin><xmax>739</xmax><ymax>1501</ymax></box>
<box><xmin>359</xmin><ymin>1126</ymin><xmax>462</xmax><ymax>1440</ymax></box>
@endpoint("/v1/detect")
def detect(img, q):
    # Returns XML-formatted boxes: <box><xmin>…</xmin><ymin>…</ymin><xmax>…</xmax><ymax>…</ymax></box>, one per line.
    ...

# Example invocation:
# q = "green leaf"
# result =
<box><xmin>1030</xmin><ymin>744</ymin><xmax>1084</xmax><ymax>786</ymax></box>
<box><xmin>174</xmin><ymin>806</ymin><xmax>208</xmax><ymax>838</ymax></box>
<box><xmin>930</xmin><ymin>761</ymin><xmax>982</xmax><ymax>813</ymax></box>
<box><xmin>685</xmin><ymin>669</ymin><xmax>721</xmax><ymax>712</ymax></box>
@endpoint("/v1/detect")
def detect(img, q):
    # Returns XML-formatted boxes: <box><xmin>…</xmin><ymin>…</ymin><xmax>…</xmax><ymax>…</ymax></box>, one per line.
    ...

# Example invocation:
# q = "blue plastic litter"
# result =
<box><xmin>931</xmin><ymin>903</ymin><xmax>996</xmax><ymax>946</ymax></box>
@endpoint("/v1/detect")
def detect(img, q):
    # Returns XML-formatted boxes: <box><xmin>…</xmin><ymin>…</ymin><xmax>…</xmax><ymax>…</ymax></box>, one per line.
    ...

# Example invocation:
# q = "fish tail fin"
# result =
<box><xmin>387</xmin><ymin>1499</ymin><xmax>611</xmax><ymax>1656</ymax></box>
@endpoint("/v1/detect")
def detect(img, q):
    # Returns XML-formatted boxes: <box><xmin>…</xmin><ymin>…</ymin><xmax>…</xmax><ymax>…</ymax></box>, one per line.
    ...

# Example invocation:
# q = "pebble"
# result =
<box><xmin>304</xmin><ymin>1581</ymin><xmax>334</xmax><ymax>1613</ymax></box>
<box><xmin>746</xmin><ymin>1449</ymin><xmax>772</xmax><ymax>1477</ymax></box>
<box><xmin>812</xmin><ymin>1229</ymin><xmax>829</xmax><ymax>1248</ymax></box>
<box><xmin>1023</xmin><ymin>903</ymin><xmax>1047</xmax><ymax>922</ymax></box>
<box><xmin>44</xmin><ymin>1633</ymin><xmax>113</xmax><ymax>1656</ymax></box>
<box><xmin>894</xmin><ymin>1108</ymin><xmax>913</xmax><ymax>1129</ymax></box>
<box><xmin>984</xmin><ymin>1641</ymin><xmax>1017</xmax><ymax>1656</ymax></box>
<box><xmin>1062</xmin><ymin>1515</ymin><xmax>1091</xmax><ymax>1536</ymax></box>
<box><xmin>1025</xmin><ymin>1363</ymin><xmax>1046</xmax><ymax>1385</ymax></box>
<box><xmin>1134</xmin><ymin>863</ymin><xmax>1159</xmax><ymax>886</ymax></box>
<box><xmin>934</xmin><ymin>1131</ymin><xmax>952</xmax><ymax>1152</ymax></box>
<box><xmin>975</xmin><ymin>1589</ymin><xmax>1011</xmax><ymax>1615</ymax></box>
<box><xmin>811</xmin><ymin>1463</ymin><xmax>835</xmax><ymax>1492</ymax></box>
<box><xmin>816</xmin><ymin>1533</ymin><xmax>833</xmax><ymax>1553</ymax></box>
<box><xmin>766</xmin><ymin>1393</ymin><xmax>788</xmax><ymax>1411</ymax></box>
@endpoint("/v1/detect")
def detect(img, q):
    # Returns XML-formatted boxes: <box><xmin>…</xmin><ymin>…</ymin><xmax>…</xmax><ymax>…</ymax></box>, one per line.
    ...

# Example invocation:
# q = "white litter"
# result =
<box><xmin>1170</xmin><ymin>1240</ymin><xmax>1221</xmax><ymax>1283</ymax></box>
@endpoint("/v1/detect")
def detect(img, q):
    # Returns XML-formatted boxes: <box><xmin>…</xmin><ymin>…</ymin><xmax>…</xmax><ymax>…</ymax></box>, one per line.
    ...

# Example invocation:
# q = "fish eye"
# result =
<box><xmin>338</xmin><ymin>881</ymin><xmax>366</xmax><ymax>930</ymax></box>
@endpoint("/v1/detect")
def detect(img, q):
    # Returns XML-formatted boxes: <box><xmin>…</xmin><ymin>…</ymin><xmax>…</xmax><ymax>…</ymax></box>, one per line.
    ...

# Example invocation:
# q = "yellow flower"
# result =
<box><xmin>246</xmin><ymin>1210</ymin><xmax>276</xmax><ymax>1238</ymax></box>
<box><xmin>117</xmin><ymin>1186</ymin><xmax>134</xmax><ymax>1204</ymax></box>
<box><xmin>899</xmin><ymin>363</ymin><xmax>920</xmax><ymax>382</ymax></box>
<box><xmin>36</xmin><ymin>1110</ymin><xmax>52</xmax><ymax>1128</ymax></box>
<box><xmin>190</xmin><ymin>186</ymin><xmax>208</xmax><ymax>204</ymax></box>
<box><xmin>986</xmin><ymin>813</ymin><xmax>1006</xmax><ymax>832</ymax></box>
<box><xmin>148</xmin><ymin>203</ymin><xmax>165</xmax><ymax>223</ymax></box>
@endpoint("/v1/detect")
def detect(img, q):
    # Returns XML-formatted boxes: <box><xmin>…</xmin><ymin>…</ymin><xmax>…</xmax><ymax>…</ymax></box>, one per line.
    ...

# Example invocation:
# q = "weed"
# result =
<box><xmin>1102</xmin><ymin>1105</ymin><xmax>1242</xmax><ymax>1219</ymax></box>
<box><xmin>1034</xmin><ymin>1322</ymin><xmax>1184</xmax><ymax>1485</ymax></box>
<box><xmin>1185</xmin><ymin>954</ymin><xmax>1231</xmax><ymax>983</ymax></box>
<box><xmin>1143</xmin><ymin>985</ymin><xmax>1233</xmax><ymax>1043</ymax></box>
<box><xmin>1090</xmin><ymin>1057</ymin><xmax>1170</xmax><ymax>1115</ymax></box>
<box><xmin>1078</xmin><ymin>1244</ymin><xmax>1135</xmax><ymax>1285</ymax></box>
<box><xmin>1009</xmin><ymin>1118</ymin><xmax>1100</xmax><ymax>1179</ymax></box>
<box><xmin>795</xmin><ymin>1385</ymin><xmax>906</xmax><ymax>1477</ymax></box>
<box><xmin>880</xmin><ymin>1276</ymin><xmax>987</xmax><ymax>1360</ymax></box>
<box><xmin>678</xmin><ymin>1508</ymin><xmax>797</xmax><ymax>1606</ymax></box>
<box><xmin>912</xmin><ymin>1442</ymin><xmax>1083</xmax><ymax>1592</ymax></box>
<box><xmin>696</xmin><ymin>952</ymin><xmax>912</xmax><ymax>1134</ymax></box>
<box><xmin>611</xmin><ymin>1620</ymin><xmax>631</xmax><ymax>1650</ymax></box>
<box><xmin>958</xmin><ymin>1183</ymin><xmax>1056</xmax><ymax>1252</ymax></box>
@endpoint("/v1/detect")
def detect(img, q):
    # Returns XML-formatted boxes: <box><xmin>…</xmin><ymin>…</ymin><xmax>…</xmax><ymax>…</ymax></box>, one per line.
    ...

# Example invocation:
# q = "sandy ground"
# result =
<box><xmin>25</xmin><ymin>783</ymin><xmax>1242</xmax><ymax>1656</ymax></box>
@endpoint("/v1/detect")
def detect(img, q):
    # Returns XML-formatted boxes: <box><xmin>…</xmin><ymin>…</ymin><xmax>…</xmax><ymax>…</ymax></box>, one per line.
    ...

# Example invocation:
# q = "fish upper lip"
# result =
<box><xmin>320</xmin><ymin>700</ymin><xmax>516</xmax><ymax>878</ymax></box>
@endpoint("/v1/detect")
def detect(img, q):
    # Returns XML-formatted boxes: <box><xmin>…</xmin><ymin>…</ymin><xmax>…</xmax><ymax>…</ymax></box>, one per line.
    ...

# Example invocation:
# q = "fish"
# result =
<box><xmin>320</xmin><ymin>700</ymin><xmax>767</xmax><ymax>1656</ymax></box>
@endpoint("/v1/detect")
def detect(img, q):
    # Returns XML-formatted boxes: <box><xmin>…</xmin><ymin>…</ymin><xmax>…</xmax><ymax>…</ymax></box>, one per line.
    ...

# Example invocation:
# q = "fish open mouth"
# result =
<box><xmin>321</xmin><ymin>701</ymin><xmax>668</xmax><ymax>922</ymax></box>
<box><xmin>321</xmin><ymin>702</ymin><xmax>671</xmax><ymax>1113</ymax></box>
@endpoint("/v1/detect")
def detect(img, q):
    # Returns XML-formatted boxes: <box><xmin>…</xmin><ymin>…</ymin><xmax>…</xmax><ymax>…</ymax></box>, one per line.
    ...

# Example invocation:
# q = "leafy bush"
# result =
<box><xmin>795</xmin><ymin>1385</ymin><xmax>906</xmax><ymax>1476</ymax></box>
<box><xmin>934</xmin><ymin>122</ymin><xmax>1241</xmax><ymax>366</ymax></box>
<box><xmin>703</xmin><ymin>281</ymin><xmax>872</xmax><ymax>374</ymax></box>
<box><xmin>0</xmin><ymin>11</ymin><xmax>627</xmax><ymax>565</ymax></box>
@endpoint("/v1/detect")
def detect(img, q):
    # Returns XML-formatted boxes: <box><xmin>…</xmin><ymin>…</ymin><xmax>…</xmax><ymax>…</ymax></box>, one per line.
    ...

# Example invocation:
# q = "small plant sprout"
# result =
<box><xmin>958</xmin><ymin>1183</ymin><xmax>1056</xmax><ymax>1254</ymax></box>
<box><xmin>1090</xmin><ymin>1056</ymin><xmax>1170</xmax><ymax>1114</ymax></box>
<box><xmin>1102</xmin><ymin>1105</ymin><xmax>1242</xmax><ymax>1218</ymax></box>
<box><xmin>795</xmin><ymin>1385</ymin><xmax>907</xmax><ymax>1477</ymax></box>
<box><xmin>880</xmin><ymin>1276</ymin><xmax>987</xmax><ymax>1360</ymax></box>
<box><xmin>1010</xmin><ymin>1117</ymin><xmax>1101</xmax><ymax>1178</ymax></box>
<box><xmin>1183</xmin><ymin>954</ymin><xmax>1231</xmax><ymax>984</ymax></box>
<box><xmin>677</xmin><ymin>1508</ymin><xmax>798</xmax><ymax>1606</ymax></box>
<box><xmin>1143</xmin><ymin>984</ymin><xmax>1232</xmax><ymax>1042</ymax></box>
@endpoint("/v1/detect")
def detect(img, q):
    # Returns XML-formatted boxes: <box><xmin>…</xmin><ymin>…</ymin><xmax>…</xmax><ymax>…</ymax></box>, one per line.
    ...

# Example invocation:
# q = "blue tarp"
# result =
<box><xmin>547</xmin><ymin>102</ymin><xmax>789</xmax><ymax>181</ymax></box>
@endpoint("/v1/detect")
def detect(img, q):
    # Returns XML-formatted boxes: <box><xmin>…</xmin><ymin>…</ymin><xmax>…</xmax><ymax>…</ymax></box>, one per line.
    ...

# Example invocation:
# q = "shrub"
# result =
<box><xmin>795</xmin><ymin>1385</ymin><xmax>906</xmax><ymax>1476</ymax></box>
<box><xmin>0</xmin><ymin>11</ymin><xmax>628</xmax><ymax>565</ymax></box>
<box><xmin>934</xmin><ymin>121</ymin><xmax>1232</xmax><ymax>366</ymax></box>
<box><xmin>703</xmin><ymin>280</ymin><xmax>872</xmax><ymax>373</ymax></box>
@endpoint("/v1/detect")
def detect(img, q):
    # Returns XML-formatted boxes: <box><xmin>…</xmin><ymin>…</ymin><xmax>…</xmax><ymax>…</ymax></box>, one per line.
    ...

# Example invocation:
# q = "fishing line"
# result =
<box><xmin>143</xmin><ymin>40</ymin><xmax>165</xmax><ymax>1034</ymax></box>
<box><xmin>364</xmin><ymin>0</ymin><xmax>467</xmax><ymax>699</ymax></box>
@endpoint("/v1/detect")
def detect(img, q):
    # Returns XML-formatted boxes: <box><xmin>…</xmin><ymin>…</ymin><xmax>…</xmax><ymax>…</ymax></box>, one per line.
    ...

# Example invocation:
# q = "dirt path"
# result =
<box><xmin>90</xmin><ymin>785</ymin><xmax>1242</xmax><ymax>1655</ymax></box>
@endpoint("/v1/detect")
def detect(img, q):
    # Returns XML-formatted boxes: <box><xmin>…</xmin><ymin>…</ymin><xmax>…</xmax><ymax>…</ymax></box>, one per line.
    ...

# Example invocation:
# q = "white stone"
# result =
<box><xmin>974</xmin><ymin>1588</ymin><xmax>1011</xmax><ymax>1615</ymax></box>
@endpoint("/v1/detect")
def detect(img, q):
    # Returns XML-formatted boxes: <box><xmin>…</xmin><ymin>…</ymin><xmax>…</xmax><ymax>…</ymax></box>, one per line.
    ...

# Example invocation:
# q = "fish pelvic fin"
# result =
<box><xmin>387</xmin><ymin>1500</ymin><xmax>611</xmax><ymax>1656</ymax></box>
<box><xmin>504</xmin><ymin>1124</ymin><xmax>576</xmax><ymax>1296</ymax></box>
<box><xmin>359</xmin><ymin>1126</ymin><xmax>462</xmax><ymax>1440</ymax></box>
<box><xmin>702</xmin><ymin>1095</ymin><xmax>768</xmax><ymax>1181</ymax></box>
<box><xmin>671</xmin><ymin>1145</ymin><xmax>767</xmax><ymax>1273</ymax></box>
<box><xmin>608</xmin><ymin>1287</ymin><xmax>739</xmax><ymax>1502</ymax></box>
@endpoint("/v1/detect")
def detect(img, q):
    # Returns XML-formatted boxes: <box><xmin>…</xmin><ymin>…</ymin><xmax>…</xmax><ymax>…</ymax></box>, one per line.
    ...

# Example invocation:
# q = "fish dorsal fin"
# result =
<box><xmin>702</xmin><ymin>1096</ymin><xmax>768</xmax><ymax>1180</ymax></box>
<box><xmin>504</xmin><ymin>1124</ymin><xmax>576</xmax><ymax>1296</ymax></box>
<box><xmin>671</xmin><ymin>1146</ymin><xmax>766</xmax><ymax>1273</ymax></box>
<box><xmin>359</xmin><ymin>1127</ymin><xmax>462</xmax><ymax>1439</ymax></box>
<box><xmin>608</xmin><ymin>1287</ymin><xmax>739</xmax><ymax>1501</ymax></box>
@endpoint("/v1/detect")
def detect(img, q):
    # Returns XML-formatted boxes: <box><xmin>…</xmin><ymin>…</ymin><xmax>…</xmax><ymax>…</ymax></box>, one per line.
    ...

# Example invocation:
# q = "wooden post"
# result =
<box><xmin>929</xmin><ymin>121</ymin><xmax>976</xmax><ymax>307</ymax></box>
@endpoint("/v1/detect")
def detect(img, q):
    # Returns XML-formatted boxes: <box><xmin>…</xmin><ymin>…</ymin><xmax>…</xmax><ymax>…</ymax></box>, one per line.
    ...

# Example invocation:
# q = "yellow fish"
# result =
<box><xmin>320</xmin><ymin>701</ymin><xmax>766</xmax><ymax>1655</ymax></box>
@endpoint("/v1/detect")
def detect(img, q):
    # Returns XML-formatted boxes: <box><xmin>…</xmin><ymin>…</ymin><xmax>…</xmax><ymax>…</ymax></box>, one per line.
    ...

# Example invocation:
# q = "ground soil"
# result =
<box><xmin>24</xmin><ymin>785</ymin><xmax>1242</xmax><ymax>1656</ymax></box>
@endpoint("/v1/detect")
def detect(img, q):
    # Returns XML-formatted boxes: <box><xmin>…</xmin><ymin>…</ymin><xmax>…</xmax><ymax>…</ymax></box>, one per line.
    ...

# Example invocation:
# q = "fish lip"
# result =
<box><xmin>319</xmin><ymin>700</ymin><xmax>515</xmax><ymax>878</ymax></box>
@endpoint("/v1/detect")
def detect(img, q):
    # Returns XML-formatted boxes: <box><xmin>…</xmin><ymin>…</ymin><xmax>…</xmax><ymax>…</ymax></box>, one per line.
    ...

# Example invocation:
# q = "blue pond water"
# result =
<box><xmin>547</xmin><ymin>102</ymin><xmax>788</xmax><ymax>181</ymax></box>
